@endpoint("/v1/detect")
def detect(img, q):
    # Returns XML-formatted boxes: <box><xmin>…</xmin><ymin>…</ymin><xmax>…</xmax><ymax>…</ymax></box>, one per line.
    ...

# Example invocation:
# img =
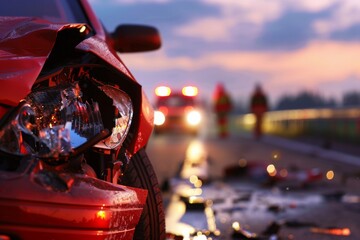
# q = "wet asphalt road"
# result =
<box><xmin>146</xmin><ymin>125</ymin><xmax>360</xmax><ymax>239</ymax></box>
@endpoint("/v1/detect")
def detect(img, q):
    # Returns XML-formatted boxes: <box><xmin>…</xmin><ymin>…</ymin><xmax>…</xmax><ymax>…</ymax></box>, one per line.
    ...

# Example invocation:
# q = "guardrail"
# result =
<box><xmin>234</xmin><ymin>108</ymin><xmax>360</xmax><ymax>143</ymax></box>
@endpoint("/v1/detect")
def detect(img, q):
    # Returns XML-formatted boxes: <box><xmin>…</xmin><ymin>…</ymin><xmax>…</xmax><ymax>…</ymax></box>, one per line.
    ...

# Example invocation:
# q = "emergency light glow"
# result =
<box><xmin>182</xmin><ymin>86</ymin><xmax>198</xmax><ymax>97</ymax></box>
<box><xmin>155</xmin><ymin>86</ymin><xmax>171</xmax><ymax>96</ymax></box>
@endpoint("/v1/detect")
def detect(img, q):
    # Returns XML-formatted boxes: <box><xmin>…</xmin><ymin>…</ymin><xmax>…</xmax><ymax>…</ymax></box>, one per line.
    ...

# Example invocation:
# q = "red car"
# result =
<box><xmin>153</xmin><ymin>86</ymin><xmax>203</xmax><ymax>135</ymax></box>
<box><xmin>0</xmin><ymin>0</ymin><xmax>165</xmax><ymax>239</ymax></box>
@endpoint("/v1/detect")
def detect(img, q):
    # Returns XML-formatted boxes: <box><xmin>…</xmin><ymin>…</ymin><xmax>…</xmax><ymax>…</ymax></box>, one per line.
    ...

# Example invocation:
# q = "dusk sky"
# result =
<box><xmin>89</xmin><ymin>0</ymin><xmax>360</xmax><ymax>108</ymax></box>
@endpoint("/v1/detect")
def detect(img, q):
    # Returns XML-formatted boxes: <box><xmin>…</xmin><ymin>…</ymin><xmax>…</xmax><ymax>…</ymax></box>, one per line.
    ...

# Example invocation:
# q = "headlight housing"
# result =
<box><xmin>94</xmin><ymin>85</ymin><xmax>133</xmax><ymax>150</ymax></box>
<box><xmin>0</xmin><ymin>79</ymin><xmax>133</xmax><ymax>162</ymax></box>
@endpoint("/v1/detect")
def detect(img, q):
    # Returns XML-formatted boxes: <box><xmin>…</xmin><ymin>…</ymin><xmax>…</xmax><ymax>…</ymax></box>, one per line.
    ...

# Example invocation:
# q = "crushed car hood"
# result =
<box><xmin>0</xmin><ymin>17</ymin><xmax>133</xmax><ymax>106</ymax></box>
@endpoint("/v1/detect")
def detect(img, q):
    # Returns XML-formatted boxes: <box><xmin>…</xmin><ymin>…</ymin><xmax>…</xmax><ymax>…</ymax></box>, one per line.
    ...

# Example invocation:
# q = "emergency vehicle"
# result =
<box><xmin>153</xmin><ymin>86</ymin><xmax>202</xmax><ymax>135</ymax></box>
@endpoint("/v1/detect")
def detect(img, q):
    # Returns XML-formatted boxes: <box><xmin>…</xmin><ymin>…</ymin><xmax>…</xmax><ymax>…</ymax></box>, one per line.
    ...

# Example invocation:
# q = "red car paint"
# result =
<box><xmin>0</xmin><ymin>17</ymin><xmax>152</xmax><ymax>155</ymax></box>
<box><xmin>0</xmin><ymin>1</ymin><xmax>160</xmax><ymax>239</ymax></box>
<box><xmin>0</xmin><ymin>171</ymin><xmax>147</xmax><ymax>239</ymax></box>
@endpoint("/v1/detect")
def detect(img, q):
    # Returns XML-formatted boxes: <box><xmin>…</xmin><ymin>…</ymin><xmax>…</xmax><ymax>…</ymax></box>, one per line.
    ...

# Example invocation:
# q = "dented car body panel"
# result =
<box><xmin>0</xmin><ymin>0</ymin><xmax>160</xmax><ymax>239</ymax></box>
<box><xmin>0</xmin><ymin>17</ymin><xmax>152</xmax><ymax>154</ymax></box>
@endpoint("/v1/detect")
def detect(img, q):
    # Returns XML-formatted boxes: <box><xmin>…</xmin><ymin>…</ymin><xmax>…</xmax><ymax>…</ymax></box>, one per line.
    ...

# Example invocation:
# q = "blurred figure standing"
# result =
<box><xmin>250</xmin><ymin>84</ymin><xmax>268</xmax><ymax>140</ymax></box>
<box><xmin>213</xmin><ymin>83</ymin><xmax>233</xmax><ymax>138</ymax></box>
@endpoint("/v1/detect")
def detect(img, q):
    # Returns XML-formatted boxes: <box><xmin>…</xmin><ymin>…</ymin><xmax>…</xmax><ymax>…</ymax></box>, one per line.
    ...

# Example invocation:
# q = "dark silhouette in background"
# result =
<box><xmin>275</xmin><ymin>91</ymin><xmax>336</xmax><ymax>110</ymax></box>
<box><xmin>250</xmin><ymin>84</ymin><xmax>268</xmax><ymax>140</ymax></box>
<box><xmin>342</xmin><ymin>91</ymin><xmax>360</xmax><ymax>107</ymax></box>
<box><xmin>213</xmin><ymin>83</ymin><xmax>233</xmax><ymax>138</ymax></box>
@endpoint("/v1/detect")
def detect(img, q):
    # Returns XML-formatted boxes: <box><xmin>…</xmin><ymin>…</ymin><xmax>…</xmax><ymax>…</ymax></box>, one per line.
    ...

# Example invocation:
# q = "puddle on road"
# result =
<box><xmin>165</xmin><ymin>139</ymin><xmax>358</xmax><ymax>240</ymax></box>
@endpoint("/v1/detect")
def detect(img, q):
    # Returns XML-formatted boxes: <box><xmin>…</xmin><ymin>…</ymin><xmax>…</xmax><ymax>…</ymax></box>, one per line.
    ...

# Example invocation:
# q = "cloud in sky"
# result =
<box><xmin>313</xmin><ymin>1</ymin><xmax>360</xmax><ymax>36</ymax></box>
<box><xmin>121</xmin><ymin>40</ymin><xmax>360</xmax><ymax>86</ymax></box>
<box><xmin>121</xmin><ymin>39</ymin><xmax>360</xmax><ymax>105</ymax></box>
<box><xmin>175</xmin><ymin>0</ymin><xmax>283</xmax><ymax>43</ymax></box>
<box><xmin>90</xmin><ymin>0</ymin><xmax>360</xmax><ymax>106</ymax></box>
<box><xmin>174</xmin><ymin>0</ymin><xmax>353</xmax><ymax>46</ymax></box>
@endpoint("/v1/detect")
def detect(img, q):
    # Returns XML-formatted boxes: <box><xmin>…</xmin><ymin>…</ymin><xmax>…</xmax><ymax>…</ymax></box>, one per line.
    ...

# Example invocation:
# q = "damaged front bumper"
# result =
<box><xmin>0</xmin><ymin>164</ymin><xmax>147</xmax><ymax>240</ymax></box>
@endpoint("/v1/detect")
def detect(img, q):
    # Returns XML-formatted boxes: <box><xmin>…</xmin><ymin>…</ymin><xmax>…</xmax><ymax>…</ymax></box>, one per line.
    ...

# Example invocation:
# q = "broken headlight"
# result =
<box><xmin>0</xmin><ymin>82</ymin><xmax>133</xmax><ymax>160</ymax></box>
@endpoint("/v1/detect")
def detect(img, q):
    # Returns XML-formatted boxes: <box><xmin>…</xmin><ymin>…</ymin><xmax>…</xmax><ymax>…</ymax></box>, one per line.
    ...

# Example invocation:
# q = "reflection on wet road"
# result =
<box><xmin>147</xmin><ymin>132</ymin><xmax>360</xmax><ymax>240</ymax></box>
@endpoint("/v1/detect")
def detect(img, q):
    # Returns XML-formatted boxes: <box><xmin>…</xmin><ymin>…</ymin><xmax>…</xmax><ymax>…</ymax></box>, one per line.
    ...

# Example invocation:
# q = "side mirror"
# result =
<box><xmin>111</xmin><ymin>24</ymin><xmax>161</xmax><ymax>53</ymax></box>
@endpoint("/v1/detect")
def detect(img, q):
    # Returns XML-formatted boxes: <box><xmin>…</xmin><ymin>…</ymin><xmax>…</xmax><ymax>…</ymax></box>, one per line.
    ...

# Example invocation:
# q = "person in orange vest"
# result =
<box><xmin>250</xmin><ymin>84</ymin><xmax>268</xmax><ymax>140</ymax></box>
<box><xmin>213</xmin><ymin>83</ymin><xmax>233</xmax><ymax>138</ymax></box>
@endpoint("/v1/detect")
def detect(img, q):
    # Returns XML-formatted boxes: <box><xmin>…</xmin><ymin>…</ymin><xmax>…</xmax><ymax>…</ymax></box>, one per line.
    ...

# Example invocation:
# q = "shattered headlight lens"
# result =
<box><xmin>94</xmin><ymin>85</ymin><xmax>133</xmax><ymax>150</ymax></box>
<box><xmin>0</xmin><ymin>82</ymin><xmax>133</xmax><ymax>159</ymax></box>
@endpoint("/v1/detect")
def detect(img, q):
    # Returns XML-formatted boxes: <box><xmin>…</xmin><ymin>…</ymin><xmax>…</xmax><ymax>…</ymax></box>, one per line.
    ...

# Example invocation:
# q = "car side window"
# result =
<box><xmin>0</xmin><ymin>0</ymin><xmax>88</xmax><ymax>25</ymax></box>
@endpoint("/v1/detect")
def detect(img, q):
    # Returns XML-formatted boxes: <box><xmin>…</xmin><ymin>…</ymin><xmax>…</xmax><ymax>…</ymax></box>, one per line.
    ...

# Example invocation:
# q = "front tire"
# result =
<box><xmin>121</xmin><ymin>148</ymin><xmax>166</xmax><ymax>240</ymax></box>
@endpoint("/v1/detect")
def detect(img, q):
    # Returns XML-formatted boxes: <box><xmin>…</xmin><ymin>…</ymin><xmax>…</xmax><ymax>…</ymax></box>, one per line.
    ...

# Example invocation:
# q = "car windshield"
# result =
<box><xmin>158</xmin><ymin>95</ymin><xmax>195</xmax><ymax>107</ymax></box>
<box><xmin>0</xmin><ymin>0</ymin><xmax>88</xmax><ymax>24</ymax></box>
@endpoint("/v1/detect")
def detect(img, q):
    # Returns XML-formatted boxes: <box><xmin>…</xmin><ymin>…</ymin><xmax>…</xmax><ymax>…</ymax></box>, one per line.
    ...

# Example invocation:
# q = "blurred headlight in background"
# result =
<box><xmin>154</xmin><ymin>110</ymin><xmax>166</xmax><ymax>126</ymax></box>
<box><xmin>186</xmin><ymin>110</ymin><xmax>201</xmax><ymax>126</ymax></box>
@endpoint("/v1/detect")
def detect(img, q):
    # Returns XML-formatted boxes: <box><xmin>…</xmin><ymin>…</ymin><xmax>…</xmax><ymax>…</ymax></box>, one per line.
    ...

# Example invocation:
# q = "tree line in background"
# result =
<box><xmin>274</xmin><ymin>90</ymin><xmax>360</xmax><ymax>110</ymax></box>
<box><xmin>230</xmin><ymin>90</ymin><xmax>360</xmax><ymax>114</ymax></box>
